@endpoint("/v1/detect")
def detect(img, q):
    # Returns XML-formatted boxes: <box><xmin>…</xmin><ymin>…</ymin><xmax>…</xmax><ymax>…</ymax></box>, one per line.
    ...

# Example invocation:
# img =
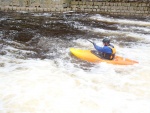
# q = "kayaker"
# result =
<box><xmin>92</xmin><ymin>38</ymin><xmax>116</xmax><ymax>60</ymax></box>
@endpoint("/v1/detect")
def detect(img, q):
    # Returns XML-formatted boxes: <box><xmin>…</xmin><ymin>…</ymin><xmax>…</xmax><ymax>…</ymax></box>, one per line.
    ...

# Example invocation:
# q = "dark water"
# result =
<box><xmin>0</xmin><ymin>12</ymin><xmax>87</xmax><ymax>59</ymax></box>
<box><xmin>0</xmin><ymin>11</ymin><xmax>149</xmax><ymax>62</ymax></box>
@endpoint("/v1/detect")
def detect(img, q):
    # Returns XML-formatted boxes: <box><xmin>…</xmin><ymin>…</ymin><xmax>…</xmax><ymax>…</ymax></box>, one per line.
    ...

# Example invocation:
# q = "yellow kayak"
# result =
<box><xmin>70</xmin><ymin>48</ymin><xmax>138</xmax><ymax>65</ymax></box>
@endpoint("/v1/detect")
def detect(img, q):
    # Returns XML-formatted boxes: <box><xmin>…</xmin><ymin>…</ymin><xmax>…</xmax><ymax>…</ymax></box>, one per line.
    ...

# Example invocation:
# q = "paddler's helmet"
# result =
<box><xmin>102</xmin><ymin>38</ymin><xmax>110</xmax><ymax>44</ymax></box>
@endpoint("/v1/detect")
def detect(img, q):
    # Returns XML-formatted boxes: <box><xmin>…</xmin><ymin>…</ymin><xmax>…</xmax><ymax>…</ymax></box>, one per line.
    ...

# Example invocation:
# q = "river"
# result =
<box><xmin>0</xmin><ymin>11</ymin><xmax>150</xmax><ymax>113</ymax></box>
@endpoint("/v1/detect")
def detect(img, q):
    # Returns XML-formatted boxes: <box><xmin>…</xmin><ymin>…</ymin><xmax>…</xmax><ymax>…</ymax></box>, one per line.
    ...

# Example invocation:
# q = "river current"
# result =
<box><xmin>0</xmin><ymin>11</ymin><xmax>150</xmax><ymax>113</ymax></box>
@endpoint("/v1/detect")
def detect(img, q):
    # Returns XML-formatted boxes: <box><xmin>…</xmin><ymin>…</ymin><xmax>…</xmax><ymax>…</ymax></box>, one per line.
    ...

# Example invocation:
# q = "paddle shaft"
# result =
<box><xmin>87</xmin><ymin>39</ymin><xmax>94</xmax><ymax>44</ymax></box>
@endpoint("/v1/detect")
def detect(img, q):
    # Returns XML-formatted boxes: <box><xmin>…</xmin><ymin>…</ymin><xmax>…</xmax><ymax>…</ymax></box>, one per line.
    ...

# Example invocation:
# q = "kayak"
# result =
<box><xmin>70</xmin><ymin>48</ymin><xmax>138</xmax><ymax>65</ymax></box>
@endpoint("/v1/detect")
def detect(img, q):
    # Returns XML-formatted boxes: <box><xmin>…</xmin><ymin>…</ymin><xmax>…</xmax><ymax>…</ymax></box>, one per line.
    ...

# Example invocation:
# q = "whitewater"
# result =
<box><xmin>0</xmin><ymin>11</ymin><xmax>150</xmax><ymax>113</ymax></box>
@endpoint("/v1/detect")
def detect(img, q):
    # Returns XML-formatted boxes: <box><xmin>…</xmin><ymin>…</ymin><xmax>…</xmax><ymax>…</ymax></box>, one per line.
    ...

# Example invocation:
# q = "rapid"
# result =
<box><xmin>0</xmin><ymin>11</ymin><xmax>150</xmax><ymax>113</ymax></box>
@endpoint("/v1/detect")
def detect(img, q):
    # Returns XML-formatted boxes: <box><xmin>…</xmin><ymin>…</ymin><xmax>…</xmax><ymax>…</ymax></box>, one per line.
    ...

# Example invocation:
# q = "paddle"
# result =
<box><xmin>87</xmin><ymin>39</ymin><xmax>95</xmax><ymax>45</ymax></box>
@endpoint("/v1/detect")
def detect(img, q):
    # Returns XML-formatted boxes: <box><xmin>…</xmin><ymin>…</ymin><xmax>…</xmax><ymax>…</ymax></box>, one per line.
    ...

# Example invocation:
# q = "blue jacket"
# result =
<box><xmin>93</xmin><ymin>43</ymin><xmax>112</xmax><ymax>54</ymax></box>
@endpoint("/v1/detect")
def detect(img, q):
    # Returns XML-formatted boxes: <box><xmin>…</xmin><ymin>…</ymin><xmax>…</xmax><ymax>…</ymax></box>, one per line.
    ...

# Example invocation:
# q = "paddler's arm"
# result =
<box><xmin>93</xmin><ymin>43</ymin><xmax>103</xmax><ymax>52</ymax></box>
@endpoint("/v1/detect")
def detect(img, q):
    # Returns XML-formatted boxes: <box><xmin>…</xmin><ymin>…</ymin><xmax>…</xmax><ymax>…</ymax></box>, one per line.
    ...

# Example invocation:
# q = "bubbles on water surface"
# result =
<box><xmin>0</xmin><ymin>11</ymin><xmax>150</xmax><ymax>113</ymax></box>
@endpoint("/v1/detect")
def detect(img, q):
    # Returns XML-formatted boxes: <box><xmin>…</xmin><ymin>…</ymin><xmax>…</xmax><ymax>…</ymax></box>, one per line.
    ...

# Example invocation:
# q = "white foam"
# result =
<box><xmin>117</xmin><ymin>25</ymin><xmax>150</xmax><ymax>33</ymax></box>
<box><xmin>70</xmin><ymin>19</ymin><xmax>150</xmax><ymax>42</ymax></box>
<box><xmin>90</xmin><ymin>14</ymin><xmax>150</xmax><ymax>27</ymax></box>
<box><xmin>32</xmin><ymin>13</ymin><xmax>52</xmax><ymax>17</ymax></box>
<box><xmin>0</xmin><ymin>52</ymin><xmax>150</xmax><ymax>113</ymax></box>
